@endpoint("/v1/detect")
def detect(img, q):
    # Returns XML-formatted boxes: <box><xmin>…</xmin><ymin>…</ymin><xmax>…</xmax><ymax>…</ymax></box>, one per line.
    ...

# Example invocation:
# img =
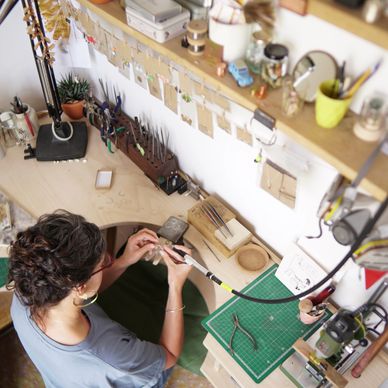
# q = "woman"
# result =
<box><xmin>8</xmin><ymin>210</ymin><xmax>191</xmax><ymax>387</ymax></box>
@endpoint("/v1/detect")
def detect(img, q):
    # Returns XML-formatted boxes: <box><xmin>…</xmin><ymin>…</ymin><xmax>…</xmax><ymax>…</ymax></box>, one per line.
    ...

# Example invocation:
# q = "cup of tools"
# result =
<box><xmin>315</xmin><ymin>79</ymin><xmax>352</xmax><ymax>128</ymax></box>
<box><xmin>298</xmin><ymin>299</ymin><xmax>325</xmax><ymax>324</ymax></box>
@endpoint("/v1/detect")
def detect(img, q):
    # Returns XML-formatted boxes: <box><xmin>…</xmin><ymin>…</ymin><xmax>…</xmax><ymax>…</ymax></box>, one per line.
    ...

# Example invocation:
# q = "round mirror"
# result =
<box><xmin>292</xmin><ymin>51</ymin><xmax>338</xmax><ymax>102</ymax></box>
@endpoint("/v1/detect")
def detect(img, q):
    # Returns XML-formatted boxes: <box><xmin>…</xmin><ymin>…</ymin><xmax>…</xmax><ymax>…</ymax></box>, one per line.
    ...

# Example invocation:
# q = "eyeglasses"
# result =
<box><xmin>90</xmin><ymin>252</ymin><xmax>114</xmax><ymax>277</ymax></box>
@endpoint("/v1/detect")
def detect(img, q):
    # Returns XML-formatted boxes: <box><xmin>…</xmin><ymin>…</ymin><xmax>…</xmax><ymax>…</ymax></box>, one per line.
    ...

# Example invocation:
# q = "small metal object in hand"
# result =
<box><xmin>228</xmin><ymin>313</ymin><xmax>257</xmax><ymax>356</ymax></box>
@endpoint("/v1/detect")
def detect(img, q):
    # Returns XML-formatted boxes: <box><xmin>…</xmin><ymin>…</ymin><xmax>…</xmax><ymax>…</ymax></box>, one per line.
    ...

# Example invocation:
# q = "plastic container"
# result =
<box><xmin>245</xmin><ymin>31</ymin><xmax>266</xmax><ymax>75</ymax></box>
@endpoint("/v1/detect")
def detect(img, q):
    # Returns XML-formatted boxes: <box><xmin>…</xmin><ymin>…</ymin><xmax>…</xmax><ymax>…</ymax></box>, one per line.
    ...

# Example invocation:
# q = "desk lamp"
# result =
<box><xmin>0</xmin><ymin>0</ymin><xmax>87</xmax><ymax>161</ymax></box>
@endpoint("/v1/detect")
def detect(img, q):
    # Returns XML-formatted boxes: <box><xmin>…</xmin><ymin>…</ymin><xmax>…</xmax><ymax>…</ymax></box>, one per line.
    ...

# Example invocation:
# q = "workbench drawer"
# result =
<box><xmin>201</xmin><ymin>352</ymin><xmax>241</xmax><ymax>388</ymax></box>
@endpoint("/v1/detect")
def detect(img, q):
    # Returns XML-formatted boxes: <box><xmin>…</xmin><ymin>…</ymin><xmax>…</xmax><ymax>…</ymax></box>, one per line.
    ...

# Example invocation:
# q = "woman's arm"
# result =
<box><xmin>159</xmin><ymin>246</ymin><xmax>192</xmax><ymax>369</ymax></box>
<box><xmin>99</xmin><ymin>228</ymin><xmax>158</xmax><ymax>292</ymax></box>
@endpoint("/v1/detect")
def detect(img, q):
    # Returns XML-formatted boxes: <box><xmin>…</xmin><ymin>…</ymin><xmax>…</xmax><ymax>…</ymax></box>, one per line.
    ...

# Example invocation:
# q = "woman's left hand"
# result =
<box><xmin>119</xmin><ymin>228</ymin><xmax>159</xmax><ymax>266</ymax></box>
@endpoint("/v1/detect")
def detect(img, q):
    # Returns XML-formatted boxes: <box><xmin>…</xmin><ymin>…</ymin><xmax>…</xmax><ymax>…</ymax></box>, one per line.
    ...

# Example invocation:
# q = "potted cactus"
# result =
<box><xmin>57</xmin><ymin>73</ymin><xmax>90</xmax><ymax>120</ymax></box>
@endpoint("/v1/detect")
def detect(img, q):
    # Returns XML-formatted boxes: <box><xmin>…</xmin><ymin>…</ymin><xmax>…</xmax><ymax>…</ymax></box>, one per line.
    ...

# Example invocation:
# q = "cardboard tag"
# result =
<box><xmin>148</xmin><ymin>75</ymin><xmax>162</xmax><ymax>100</ymax></box>
<box><xmin>194</xmin><ymin>82</ymin><xmax>213</xmax><ymax>103</ymax></box>
<box><xmin>179</xmin><ymin>72</ymin><xmax>193</xmax><ymax>94</ymax></box>
<box><xmin>133</xmin><ymin>63</ymin><xmax>148</xmax><ymax>90</ymax></box>
<box><xmin>180</xmin><ymin>94</ymin><xmax>197</xmax><ymax>127</ymax></box>
<box><xmin>164</xmin><ymin>84</ymin><xmax>178</xmax><ymax>113</ymax></box>
<box><xmin>107</xmin><ymin>34</ymin><xmax>121</xmax><ymax>66</ymax></box>
<box><xmin>236</xmin><ymin>126</ymin><xmax>253</xmax><ymax>146</ymax></box>
<box><xmin>197</xmin><ymin>104</ymin><xmax>213</xmax><ymax>138</ymax></box>
<box><xmin>156</xmin><ymin>59</ymin><xmax>171</xmax><ymax>82</ymax></box>
<box><xmin>213</xmin><ymin>93</ymin><xmax>230</xmax><ymax>111</ymax></box>
<box><xmin>116</xmin><ymin>40</ymin><xmax>132</xmax><ymax>66</ymax></box>
<box><xmin>133</xmin><ymin>49</ymin><xmax>146</xmax><ymax>67</ymax></box>
<box><xmin>217</xmin><ymin>114</ymin><xmax>231</xmax><ymax>134</ymax></box>
<box><xmin>119</xmin><ymin>62</ymin><xmax>131</xmax><ymax>79</ymax></box>
<box><xmin>143</xmin><ymin>53</ymin><xmax>156</xmax><ymax>75</ymax></box>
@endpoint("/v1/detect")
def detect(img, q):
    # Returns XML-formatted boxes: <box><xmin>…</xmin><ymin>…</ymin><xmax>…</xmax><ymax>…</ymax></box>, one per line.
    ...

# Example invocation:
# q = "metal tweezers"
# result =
<box><xmin>228</xmin><ymin>313</ymin><xmax>257</xmax><ymax>356</ymax></box>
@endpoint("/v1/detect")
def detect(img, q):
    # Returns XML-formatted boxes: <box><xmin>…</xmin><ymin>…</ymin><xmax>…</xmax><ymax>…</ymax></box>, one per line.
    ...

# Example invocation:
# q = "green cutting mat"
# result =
<box><xmin>0</xmin><ymin>258</ymin><xmax>9</xmax><ymax>288</ymax></box>
<box><xmin>202</xmin><ymin>265</ymin><xmax>331</xmax><ymax>384</ymax></box>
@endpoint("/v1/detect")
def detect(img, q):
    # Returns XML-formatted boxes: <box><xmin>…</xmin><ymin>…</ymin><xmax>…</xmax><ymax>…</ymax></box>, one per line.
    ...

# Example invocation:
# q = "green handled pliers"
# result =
<box><xmin>228</xmin><ymin>313</ymin><xmax>257</xmax><ymax>356</ymax></box>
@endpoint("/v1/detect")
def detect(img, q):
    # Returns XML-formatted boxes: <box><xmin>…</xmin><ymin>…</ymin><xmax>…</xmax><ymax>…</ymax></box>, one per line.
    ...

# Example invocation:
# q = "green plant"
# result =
<box><xmin>58</xmin><ymin>73</ymin><xmax>90</xmax><ymax>104</ymax></box>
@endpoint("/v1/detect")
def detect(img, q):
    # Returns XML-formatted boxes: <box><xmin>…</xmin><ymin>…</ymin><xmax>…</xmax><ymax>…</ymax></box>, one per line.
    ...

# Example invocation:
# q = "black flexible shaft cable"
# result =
<box><xmin>229</xmin><ymin>196</ymin><xmax>388</xmax><ymax>304</ymax></box>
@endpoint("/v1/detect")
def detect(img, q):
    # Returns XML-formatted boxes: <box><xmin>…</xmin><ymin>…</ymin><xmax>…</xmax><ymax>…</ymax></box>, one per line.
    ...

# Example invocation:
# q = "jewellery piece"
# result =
<box><xmin>165</xmin><ymin>305</ymin><xmax>186</xmax><ymax>313</ymax></box>
<box><xmin>73</xmin><ymin>293</ymin><xmax>99</xmax><ymax>308</ymax></box>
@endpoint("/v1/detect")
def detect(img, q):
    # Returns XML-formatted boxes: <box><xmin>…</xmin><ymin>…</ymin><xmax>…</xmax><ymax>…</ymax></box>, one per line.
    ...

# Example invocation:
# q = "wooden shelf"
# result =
<box><xmin>77</xmin><ymin>0</ymin><xmax>388</xmax><ymax>201</ymax></box>
<box><xmin>308</xmin><ymin>0</ymin><xmax>388</xmax><ymax>50</ymax></box>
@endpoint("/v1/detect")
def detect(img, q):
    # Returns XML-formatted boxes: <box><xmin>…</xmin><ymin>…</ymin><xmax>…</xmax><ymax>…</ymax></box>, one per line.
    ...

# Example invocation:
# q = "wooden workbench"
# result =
<box><xmin>0</xmin><ymin>122</ymin><xmax>386</xmax><ymax>387</ymax></box>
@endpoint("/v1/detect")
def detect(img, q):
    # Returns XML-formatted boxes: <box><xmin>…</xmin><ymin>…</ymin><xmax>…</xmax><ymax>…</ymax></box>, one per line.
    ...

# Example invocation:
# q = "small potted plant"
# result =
<box><xmin>57</xmin><ymin>73</ymin><xmax>90</xmax><ymax>120</ymax></box>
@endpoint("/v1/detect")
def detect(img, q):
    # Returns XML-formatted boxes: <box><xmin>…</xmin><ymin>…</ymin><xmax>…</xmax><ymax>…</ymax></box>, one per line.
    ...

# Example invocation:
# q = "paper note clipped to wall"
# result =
<box><xmin>275</xmin><ymin>243</ymin><xmax>330</xmax><ymax>297</ymax></box>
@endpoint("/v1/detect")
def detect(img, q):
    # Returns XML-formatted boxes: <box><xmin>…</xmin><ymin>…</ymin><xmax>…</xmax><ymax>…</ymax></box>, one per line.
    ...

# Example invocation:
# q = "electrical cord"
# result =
<box><xmin>175</xmin><ymin>196</ymin><xmax>388</xmax><ymax>304</ymax></box>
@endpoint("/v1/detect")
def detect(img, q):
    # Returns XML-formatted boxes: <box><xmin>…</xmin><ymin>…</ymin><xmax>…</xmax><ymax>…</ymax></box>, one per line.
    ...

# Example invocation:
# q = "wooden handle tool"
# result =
<box><xmin>351</xmin><ymin>326</ymin><xmax>388</xmax><ymax>378</ymax></box>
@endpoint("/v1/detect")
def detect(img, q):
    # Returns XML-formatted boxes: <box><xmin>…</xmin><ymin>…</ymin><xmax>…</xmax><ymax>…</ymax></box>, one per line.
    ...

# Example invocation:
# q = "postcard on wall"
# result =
<box><xmin>197</xmin><ymin>104</ymin><xmax>213</xmax><ymax>138</ymax></box>
<box><xmin>164</xmin><ymin>84</ymin><xmax>178</xmax><ymax>114</ymax></box>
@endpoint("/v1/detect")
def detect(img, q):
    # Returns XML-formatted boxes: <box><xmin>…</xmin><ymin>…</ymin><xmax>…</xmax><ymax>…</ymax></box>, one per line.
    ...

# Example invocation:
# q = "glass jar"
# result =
<box><xmin>353</xmin><ymin>95</ymin><xmax>386</xmax><ymax>142</ymax></box>
<box><xmin>261</xmin><ymin>43</ymin><xmax>289</xmax><ymax>88</ymax></box>
<box><xmin>282</xmin><ymin>77</ymin><xmax>304</xmax><ymax>117</ymax></box>
<box><xmin>245</xmin><ymin>31</ymin><xmax>266</xmax><ymax>75</ymax></box>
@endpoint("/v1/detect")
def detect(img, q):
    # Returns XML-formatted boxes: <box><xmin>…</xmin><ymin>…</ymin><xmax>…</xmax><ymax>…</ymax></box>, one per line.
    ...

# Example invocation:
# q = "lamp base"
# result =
<box><xmin>36</xmin><ymin>121</ymin><xmax>88</xmax><ymax>161</ymax></box>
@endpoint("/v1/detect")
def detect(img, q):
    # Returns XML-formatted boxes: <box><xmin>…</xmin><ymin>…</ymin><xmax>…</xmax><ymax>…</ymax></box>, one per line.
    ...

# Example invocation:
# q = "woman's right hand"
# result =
<box><xmin>162</xmin><ymin>245</ymin><xmax>192</xmax><ymax>289</ymax></box>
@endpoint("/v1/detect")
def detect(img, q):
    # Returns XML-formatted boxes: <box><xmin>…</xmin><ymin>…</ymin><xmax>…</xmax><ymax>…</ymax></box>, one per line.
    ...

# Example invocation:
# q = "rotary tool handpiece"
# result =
<box><xmin>172</xmin><ymin>247</ymin><xmax>208</xmax><ymax>275</ymax></box>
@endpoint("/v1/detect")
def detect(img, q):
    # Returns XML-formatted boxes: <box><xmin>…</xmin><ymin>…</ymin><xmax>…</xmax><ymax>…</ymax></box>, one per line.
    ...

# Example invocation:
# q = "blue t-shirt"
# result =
<box><xmin>11</xmin><ymin>294</ymin><xmax>166</xmax><ymax>388</ymax></box>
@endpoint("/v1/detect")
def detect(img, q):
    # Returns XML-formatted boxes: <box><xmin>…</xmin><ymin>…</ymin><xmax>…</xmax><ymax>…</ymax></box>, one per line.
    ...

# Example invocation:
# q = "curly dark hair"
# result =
<box><xmin>7</xmin><ymin>210</ymin><xmax>105</xmax><ymax>319</ymax></box>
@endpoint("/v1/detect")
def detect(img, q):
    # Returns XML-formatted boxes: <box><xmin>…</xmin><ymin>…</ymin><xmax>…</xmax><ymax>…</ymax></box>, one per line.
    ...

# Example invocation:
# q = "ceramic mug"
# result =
<box><xmin>315</xmin><ymin>80</ymin><xmax>352</xmax><ymax>128</ymax></box>
<box><xmin>209</xmin><ymin>18</ymin><xmax>255</xmax><ymax>62</ymax></box>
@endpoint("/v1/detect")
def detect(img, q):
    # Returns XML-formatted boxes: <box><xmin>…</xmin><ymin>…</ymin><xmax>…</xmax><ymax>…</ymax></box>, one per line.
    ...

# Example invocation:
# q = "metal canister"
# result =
<box><xmin>186</xmin><ymin>19</ymin><xmax>208</xmax><ymax>56</ymax></box>
<box><xmin>261</xmin><ymin>43</ymin><xmax>289</xmax><ymax>88</ymax></box>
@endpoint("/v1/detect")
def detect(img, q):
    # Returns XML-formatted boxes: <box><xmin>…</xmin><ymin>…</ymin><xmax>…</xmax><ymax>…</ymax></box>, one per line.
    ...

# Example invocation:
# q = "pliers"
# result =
<box><xmin>228</xmin><ymin>313</ymin><xmax>257</xmax><ymax>356</ymax></box>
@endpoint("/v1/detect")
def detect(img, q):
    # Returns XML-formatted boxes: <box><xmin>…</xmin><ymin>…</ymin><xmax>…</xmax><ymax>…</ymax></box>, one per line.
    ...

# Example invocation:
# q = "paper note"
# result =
<box><xmin>275</xmin><ymin>243</ymin><xmax>329</xmax><ymax>297</ymax></box>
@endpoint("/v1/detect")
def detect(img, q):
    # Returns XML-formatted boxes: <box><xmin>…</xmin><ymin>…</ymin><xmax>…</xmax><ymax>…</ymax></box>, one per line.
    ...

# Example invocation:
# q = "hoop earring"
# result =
<box><xmin>73</xmin><ymin>293</ymin><xmax>98</xmax><ymax>308</ymax></box>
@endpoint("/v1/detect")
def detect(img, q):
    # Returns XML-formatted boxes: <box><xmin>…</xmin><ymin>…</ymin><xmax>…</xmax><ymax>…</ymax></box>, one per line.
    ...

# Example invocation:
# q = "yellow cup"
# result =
<box><xmin>315</xmin><ymin>80</ymin><xmax>352</xmax><ymax>128</ymax></box>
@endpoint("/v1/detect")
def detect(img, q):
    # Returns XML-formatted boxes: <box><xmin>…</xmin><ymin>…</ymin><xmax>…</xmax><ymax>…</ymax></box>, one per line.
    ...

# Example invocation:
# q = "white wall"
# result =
<box><xmin>0</xmin><ymin>4</ymin><xmax>45</xmax><ymax>110</ymax></box>
<box><xmin>1</xmin><ymin>4</ymin><xmax>387</xmax><ymax>313</ymax></box>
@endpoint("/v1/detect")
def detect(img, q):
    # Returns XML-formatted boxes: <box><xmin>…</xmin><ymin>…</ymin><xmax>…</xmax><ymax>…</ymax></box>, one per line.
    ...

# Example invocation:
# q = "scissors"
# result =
<box><xmin>228</xmin><ymin>313</ymin><xmax>257</xmax><ymax>356</ymax></box>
